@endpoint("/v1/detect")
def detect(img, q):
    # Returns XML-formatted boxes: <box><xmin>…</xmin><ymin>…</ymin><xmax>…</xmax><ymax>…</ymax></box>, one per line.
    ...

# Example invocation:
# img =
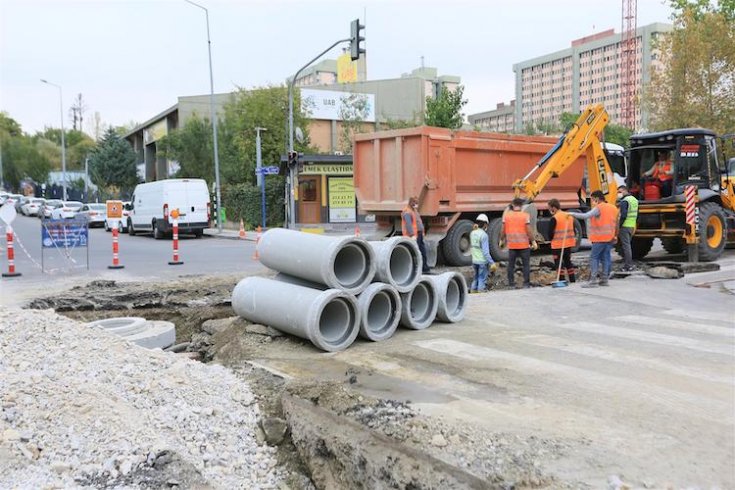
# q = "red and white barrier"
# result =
<box><xmin>2</xmin><ymin>226</ymin><xmax>22</xmax><ymax>278</ymax></box>
<box><xmin>685</xmin><ymin>185</ymin><xmax>697</xmax><ymax>228</ymax></box>
<box><xmin>168</xmin><ymin>217</ymin><xmax>184</xmax><ymax>266</ymax></box>
<box><xmin>252</xmin><ymin>225</ymin><xmax>262</xmax><ymax>260</ymax></box>
<box><xmin>108</xmin><ymin>225</ymin><xmax>125</xmax><ymax>269</ymax></box>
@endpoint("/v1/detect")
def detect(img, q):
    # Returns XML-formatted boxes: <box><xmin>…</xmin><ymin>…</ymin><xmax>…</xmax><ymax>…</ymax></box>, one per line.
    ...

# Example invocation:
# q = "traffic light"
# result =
<box><xmin>350</xmin><ymin>18</ymin><xmax>365</xmax><ymax>61</ymax></box>
<box><xmin>287</xmin><ymin>151</ymin><xmax>302</xmax><ymax>167</ymax></box>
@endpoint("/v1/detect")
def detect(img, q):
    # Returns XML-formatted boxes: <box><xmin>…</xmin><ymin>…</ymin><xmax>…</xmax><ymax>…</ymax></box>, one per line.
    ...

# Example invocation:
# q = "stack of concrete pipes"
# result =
<box><xmin>232</xmin><ymin>229</ymin><xmax>468</xmax><ymax>352</ymax></box>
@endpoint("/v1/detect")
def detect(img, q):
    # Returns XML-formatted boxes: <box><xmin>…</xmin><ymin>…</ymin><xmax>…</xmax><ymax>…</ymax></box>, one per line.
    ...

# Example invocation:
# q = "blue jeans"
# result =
<box><xmin>590</xmin><ymin>242</ymin><xmax>613</xmax><ymax>281</ymax></box>
<box><xmin>472</xmin><ymin>263</ymin><xmax>488</xmax><ymax>291</ymax></box>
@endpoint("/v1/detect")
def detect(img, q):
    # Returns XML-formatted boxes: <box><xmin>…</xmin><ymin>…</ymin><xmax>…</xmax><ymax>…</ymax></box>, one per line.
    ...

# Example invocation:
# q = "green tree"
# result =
<box><xmin>159</xmin><ymin>115</ymin><xmax>215</xmax><ymax>182</ymax></box>
<box><xmin>1</xmin><ymin>112</ymin><xmax>51</xmax><ymax>189</ymax></box>
<box><xmin>338</xmin><ymin>92</ymin><xmax>372</xmax><ymax>153</ymax></box>
<box><xmin>604</xmin><ymin>124</ymin><xmax>633</xmax><ymax>147</ymax></box>
<box><xmin>88</xmin><ymin>128</ymin><xmax>138</xmax><ymax>195</ymax></box>
<box><xmin>425</xmin><ymin>85</ymin><xmax>468</xmax><ymax>129</ymax></box>
<box><xmin>645</xmin><ymin>2</ymin><xmax>735</xmax><ymax>134</ymax></box>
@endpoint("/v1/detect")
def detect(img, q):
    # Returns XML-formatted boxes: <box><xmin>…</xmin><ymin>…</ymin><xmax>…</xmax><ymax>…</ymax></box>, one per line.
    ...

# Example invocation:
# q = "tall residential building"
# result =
<box><xmin>512</xmin><ymin>22</ymin><xmax>671</xmax><ymax>132</ymax></box>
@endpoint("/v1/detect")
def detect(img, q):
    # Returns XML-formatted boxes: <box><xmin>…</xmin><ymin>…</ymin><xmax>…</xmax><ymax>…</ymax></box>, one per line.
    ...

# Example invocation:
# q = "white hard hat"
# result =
<box><xmin>476</xmin><ymin>213</ymin><xmax>489</xmax><ymax>223</ymax></box>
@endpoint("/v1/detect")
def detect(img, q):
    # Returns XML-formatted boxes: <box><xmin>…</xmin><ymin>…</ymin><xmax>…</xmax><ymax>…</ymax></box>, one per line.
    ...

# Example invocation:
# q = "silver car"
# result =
<box><xmin>21</xmin><ymin>198</ymin><xmax>46</xmax><ymax>216</ymax></box>
<box><xmin>75</xmin><ymin>203</ymin><xmax>107</xmax><ymax>227</ymax></box>
<box><xmin>40</xmin><ymin>199</ymin><xmax>63</xmax><ymax>219</ymax></box>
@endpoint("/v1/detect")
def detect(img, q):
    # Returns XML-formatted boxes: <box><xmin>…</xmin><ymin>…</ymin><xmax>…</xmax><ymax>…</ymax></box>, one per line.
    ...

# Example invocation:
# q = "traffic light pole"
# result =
<box><xmin>287</xmin><ymin>38</ymin><xmax>350</xmax><ymax>229</ymax></box>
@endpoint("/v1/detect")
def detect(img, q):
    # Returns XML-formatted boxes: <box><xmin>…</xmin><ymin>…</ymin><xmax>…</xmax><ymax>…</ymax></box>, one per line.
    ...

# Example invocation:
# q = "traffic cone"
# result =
<box><xmin>239</xmin><ymin>219</ymin><xmax>246</xmax><ymax>240</ymax></box>
<box><xmin>252</xmin><ymin>225</ymin><xmax>262</xmax><ymax>260</ymax></box>
<box><xmin>354</xmin><ymin>224</ymin><xmax>361</xmax><ymax>237</ymax></box>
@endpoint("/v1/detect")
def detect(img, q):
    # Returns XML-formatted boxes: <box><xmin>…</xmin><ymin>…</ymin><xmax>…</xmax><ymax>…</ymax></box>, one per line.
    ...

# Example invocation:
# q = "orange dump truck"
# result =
<box><xmin>353</xmin><ymin>126</ymin><xmax>587</xmax><ymax>266</ymax></box>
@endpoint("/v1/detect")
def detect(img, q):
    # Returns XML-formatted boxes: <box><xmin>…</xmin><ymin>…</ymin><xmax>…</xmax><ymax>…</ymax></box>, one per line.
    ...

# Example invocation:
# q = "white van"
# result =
<box><xmin>127</xmin><ymin>179</ymin><xmax>210</xmax><ymax>238</ymax></box>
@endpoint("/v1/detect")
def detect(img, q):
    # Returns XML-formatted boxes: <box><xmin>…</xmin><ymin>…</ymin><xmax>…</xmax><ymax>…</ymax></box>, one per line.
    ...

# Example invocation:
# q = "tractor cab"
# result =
<box><xmin>628</xmin><ymin>129</ymin><xmax>721</xmax><ymax>203</ymax></box>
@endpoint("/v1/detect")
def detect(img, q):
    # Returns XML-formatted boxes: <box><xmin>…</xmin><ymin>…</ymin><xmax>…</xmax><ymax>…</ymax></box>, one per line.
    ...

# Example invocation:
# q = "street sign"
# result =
<box><xmin>0</xmin><ymin>202</ymin><xmax>17</xmax><ymax>225</ymax></box>
<box><xmin>256</xmin><ymin>166</ymin><xmax>280</xmax><ymax>175</ymax></box>
<box><xmin>106</xmin><ymin>200</ymin><xmax>123</xmax><ymax>219</ymax></box>
<box><xmin>42</xmin><ymin>219</ymin><xmax>89</xmax><ymax>248</ymax></box>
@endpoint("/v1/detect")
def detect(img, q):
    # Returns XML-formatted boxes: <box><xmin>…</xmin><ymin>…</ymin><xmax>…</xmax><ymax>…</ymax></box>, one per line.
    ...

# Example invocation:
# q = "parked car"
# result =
<box><xmin>0</xmin><ymin>192</ymin><xmax>9</xmax><ymax>205</ymax></box>
<box><xmin>128</xmin><ymin>179</ymin><xmax>210</xmax><ymax>238</ymax></box>
<box><xmin>40</xmin><ymin>199</ymin><xmax>63</xmax><ymax>219</ymax></box>
<box><xmin>21</xmin><ymin>198</ymin><xmax>46</xmax><ymax>216</ymax></box>
<box><xmin>104</xmin><ymin>201</ymin><xmax>131</xmax><ymax>233</ymax></box>
<box><xmin>75</xmin><ymin>203</ymin><xmax>107</xmax><ymax>227</ymax></box>
<box><xmin>3</xmin><ymin>194</ymin><xmax>24</xmax><ymax>210</ymax></box>
<box><xmin>51</xmin><ymin>201</ymin><xmax>84</xmax><ymax>220</ymax></box>
<box><xmin>14</xmin><ymin>196</ymin><xmax>31</xmax><ymax>213</ymax></box>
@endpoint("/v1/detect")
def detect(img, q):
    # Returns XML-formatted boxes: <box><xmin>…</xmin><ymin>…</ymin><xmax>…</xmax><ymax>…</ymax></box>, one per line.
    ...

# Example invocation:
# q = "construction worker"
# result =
<box><xmin>402</xmin><ymin>196</ymin><xmax>430</xmax><ymax>273</ymax></box>
<box><xmin>547</xmin><ymin>199</ymin><xmax>576</xmax><ymax>283</ymax></box>
<box><xmin>500</xmin><ymin>198</ymin><xmax>537</xmax><ymax>289</ymax></box>
<box><xmin>617</xmin><ymin>185</ymin><xmax>639</xmax><ymax>271</ymax></box>
<box><xmin>469</xmin><ymin>213</ymin><xmax>497</xmax><ymax>293</ymax></box>
<box><xmin>643</xmin><ymin>150</ymin><xmax>674</xmax><ymax>197</ymax></box>
<box><xmin>569</xmin><ymin>190</ymin><xmax>619</xmax><ymax>287</ymax></box>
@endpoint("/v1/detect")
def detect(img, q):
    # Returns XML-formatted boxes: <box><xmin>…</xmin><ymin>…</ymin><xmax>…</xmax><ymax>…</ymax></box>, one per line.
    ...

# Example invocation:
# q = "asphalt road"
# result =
<box><xmin>0</xmin><ymin>214</ymin><xmax>267</xmax><ymax>303</ymax></box>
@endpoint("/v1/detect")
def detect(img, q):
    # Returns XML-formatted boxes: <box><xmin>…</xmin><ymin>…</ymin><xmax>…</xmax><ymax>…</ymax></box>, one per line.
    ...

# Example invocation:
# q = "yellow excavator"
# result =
<box><xmin>509</xmin><ymin>104</ymin><xmax>735</xmax><ymax>261</ymax></box>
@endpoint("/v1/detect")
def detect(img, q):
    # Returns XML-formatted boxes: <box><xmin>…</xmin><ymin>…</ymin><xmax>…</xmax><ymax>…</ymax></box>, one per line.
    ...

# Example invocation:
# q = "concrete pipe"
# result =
<box><xmin>232</xmin><ymin>276</ymin><xmax>359</xmax><ymax>352</ymax></box>
<box><xmin>399</xmin><ymin>276</ymin><xmax>439</xmax><ymax>330</ymax></box>
<box><xmin>258</xmin><ymin>228</ymin><xmax>375</xmax><ymax>294</ymax></box>
<box><xmin>425</xmin><ymin>272</ymin><xmax>468</xmax><ymax>323</ymax></box>
<box><xmin>357</xmin><ymin>283</ymin><xmax>402</xmax><ymax>341</ymax></box>
<box><xmin>369</xmin><ymin>237</ymin><xmax>422</xmax><ymax>293</ymax></box>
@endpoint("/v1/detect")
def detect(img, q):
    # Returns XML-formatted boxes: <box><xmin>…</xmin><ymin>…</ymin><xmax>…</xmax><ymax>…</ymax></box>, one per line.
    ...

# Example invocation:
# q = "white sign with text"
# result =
<box><xmin>301</xmin><ymin>89</ymin><xmax>375</xmax><ymax>123</ymax></box>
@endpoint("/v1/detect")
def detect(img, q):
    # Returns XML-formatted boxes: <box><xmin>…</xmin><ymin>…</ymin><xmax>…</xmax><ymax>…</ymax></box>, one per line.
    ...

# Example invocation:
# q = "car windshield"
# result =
<box><xmin>46</xmin><ymin>200</ymin><xmax>62</xmax><ymax>206</ymax></box>
<box><xmin>89</xmin><ymin>204</ymin><xmax>106</xmax><ymax>211</ymax></box>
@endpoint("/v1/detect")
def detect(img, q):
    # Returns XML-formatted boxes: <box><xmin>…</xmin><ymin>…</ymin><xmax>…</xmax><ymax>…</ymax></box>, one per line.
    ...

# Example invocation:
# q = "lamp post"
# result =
<box><xmin>255</xmin><ymin>127</ymin><xmax>267</xmax><ymax>229</ymax></box>
<box><xmin>40</xmin><ymin>79</ymin><xmax>67</xmax><ymax>201</ymax></box>
<box><xmin>184</xmin><ymin>0</ymin><xmax>223</xmax><ymax>232</ymax></box>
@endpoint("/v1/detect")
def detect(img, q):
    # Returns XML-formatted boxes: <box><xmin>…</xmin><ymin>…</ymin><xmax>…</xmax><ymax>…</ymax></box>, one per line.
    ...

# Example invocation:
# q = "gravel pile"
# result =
<box><xmin>0</xmin><ymin>306</ymin><xmax>282</xmax><ymax>489</ymax></box>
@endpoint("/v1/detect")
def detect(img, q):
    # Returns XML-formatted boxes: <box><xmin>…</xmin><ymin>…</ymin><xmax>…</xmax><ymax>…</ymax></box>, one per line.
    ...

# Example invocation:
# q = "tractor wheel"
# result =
<box><xmin>662</xmin><ymin>237</ymin><xmax>685</xmax><ymax>255</ymax></box>
<box><xmin>697</xmin><ymin>202</ymin><xmax>727</xmax><ymax>261</ymax></box>
<box><xmin>631</xmin><ymin>237</ymin><xmax>654</xmax><ymax>260</ymax></box>
<box><xmin>441</xmin><ymin>219</ymin><xmax>473</xmax><ymax>266</ymax></box>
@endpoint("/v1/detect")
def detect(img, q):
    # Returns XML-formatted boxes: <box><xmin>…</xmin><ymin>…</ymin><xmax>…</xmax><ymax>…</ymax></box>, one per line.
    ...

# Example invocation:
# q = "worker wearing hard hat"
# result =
<box><xmin>469</xmin><ymin>213</ymin><xmax>497</xmax><ymax>293</ymax></box>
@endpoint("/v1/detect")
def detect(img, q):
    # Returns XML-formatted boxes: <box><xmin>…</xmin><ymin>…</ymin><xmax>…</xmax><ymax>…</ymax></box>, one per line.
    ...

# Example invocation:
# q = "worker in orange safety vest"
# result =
<box><xmin>643</xmin><ymin>150</ymin><xmax>674</xmax><ymax>197</ymax></box>
<box><xmin>569</xmin><ymin>190</ymin><xmax>619</xmax><ymax>287</ymax></box>
<box><xmin>547</xmin><ymin>198</ymin><xmax>577</xmax><ymax>283</ymax></box>
<box><xmin>402</xmin><ymin>196</ymin><xmax>430</xmax><ymax>273</ymax></box>
<box><xmin>500</xmin><ymin>198</ymin><xmax>537</xmax><ymax>289</ymax></box>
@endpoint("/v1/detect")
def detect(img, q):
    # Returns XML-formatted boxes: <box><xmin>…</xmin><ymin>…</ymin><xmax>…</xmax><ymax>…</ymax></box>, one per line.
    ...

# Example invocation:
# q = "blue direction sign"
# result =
<box><xmin>42</xmin><ymin>219</ymin><xmax>89</xmax><ymax>248</ymax></box>
<box><xmin>256</xmin><ymin>166</ymin><xmax>280</xmax><ymax>175</ymax></box>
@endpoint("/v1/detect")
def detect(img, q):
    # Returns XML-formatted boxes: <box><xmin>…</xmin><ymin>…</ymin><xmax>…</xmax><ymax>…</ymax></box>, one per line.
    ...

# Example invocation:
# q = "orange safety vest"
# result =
<box><xmin>551</xmin><ymin>210</ymin><xmax>576</xmax><ymax>250</ymax></box>
<box><xmin>653</xmin><ymin>161</ymin><xmax>673</xmax><ymax>181</ymax></box>
<box><xmin>401</xmin><ymin>206</ymin><xmax>420</xmax><ymax>237</ymax></box>
<box><xmin>504</xmin><ymin>211</ymin><xmax>531</xmax><ymax>250</ymax></box>
<box><xmin>589</xmin><ymin>202</ymin><xmax>618</xmax><ymax>243</ymax></box>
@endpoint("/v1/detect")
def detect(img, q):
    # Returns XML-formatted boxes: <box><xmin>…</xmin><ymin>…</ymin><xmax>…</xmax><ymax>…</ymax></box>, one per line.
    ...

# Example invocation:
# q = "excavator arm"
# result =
<box><xmin>512</xmin><ymin>103</ymin><xmax>618</xmax><ymax>205</ymax></box>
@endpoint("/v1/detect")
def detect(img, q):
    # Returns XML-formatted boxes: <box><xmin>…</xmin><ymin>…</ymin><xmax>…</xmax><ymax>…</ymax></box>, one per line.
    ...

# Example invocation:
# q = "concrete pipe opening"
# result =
<box><xmin>367</xmin><ymin>291</ymin><xmax>396</xmax><ymax>335</ymax></box>
<box><xmin>390</xmin><ymin>244</ymin><xmax>418</xmax><ymax>289</ymax></box>
<box><xmin>318</xmin><ymin>297</ymin><xmax>356</xmax><ymax>346</ymax></box>
<box><xmin>445</xmin><ymin>276</ymin><xmax>464</xmax><ymax>318</ymax></box>
<box><xmin>411</xmin><ymin>283</ymin><xmax>433</xmax><ymax>323</ymax></box>
<box><xmin>333</xmin><ymin>242</ymin><xmax>369</xmax><ymax>290</ymax></box>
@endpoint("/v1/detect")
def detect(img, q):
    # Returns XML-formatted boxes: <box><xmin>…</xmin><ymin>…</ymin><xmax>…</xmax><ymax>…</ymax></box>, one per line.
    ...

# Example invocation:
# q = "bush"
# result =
<box><xmin>223</xmin><ymin>176</ymin><xmax>285</xmax><ymax>228</ymax></box>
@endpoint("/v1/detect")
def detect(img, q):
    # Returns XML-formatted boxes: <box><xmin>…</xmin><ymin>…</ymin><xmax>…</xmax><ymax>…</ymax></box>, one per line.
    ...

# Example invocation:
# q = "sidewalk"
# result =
<box><xmin>204</xmin><ymin>223</ymin><xmax>381</xmax><ymax>241</ymax></box>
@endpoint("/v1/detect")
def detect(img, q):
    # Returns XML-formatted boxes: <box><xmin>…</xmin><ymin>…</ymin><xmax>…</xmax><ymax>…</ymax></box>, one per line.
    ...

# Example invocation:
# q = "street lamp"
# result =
<box><xmin>184</xmin><ymin>0</ymin><xmax>223</xmax><ymax>232</ymax></box>
<box><xmin>40</xmin><ymin>79</ymin><xmax>67</xmax><ymax>201</ymax></box>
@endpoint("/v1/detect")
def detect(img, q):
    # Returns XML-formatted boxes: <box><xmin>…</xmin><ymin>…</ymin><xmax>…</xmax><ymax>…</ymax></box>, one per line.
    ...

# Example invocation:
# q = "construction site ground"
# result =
<box><xmin>7</xmin><ymin>248</ymin><xmax>735</xmax><ymax>489</ymax></box>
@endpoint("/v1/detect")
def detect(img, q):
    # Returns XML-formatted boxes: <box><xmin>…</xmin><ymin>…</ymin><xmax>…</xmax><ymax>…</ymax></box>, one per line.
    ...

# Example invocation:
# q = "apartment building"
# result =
<box><xmin>468</xmin><ymin>100</ymin><xmax>516</xmax><ymax>133</ymax></box>
<box><xmin>512</xmin><ymin>23</ymin><xmax>671</xmax><ymax>132</ymax></box>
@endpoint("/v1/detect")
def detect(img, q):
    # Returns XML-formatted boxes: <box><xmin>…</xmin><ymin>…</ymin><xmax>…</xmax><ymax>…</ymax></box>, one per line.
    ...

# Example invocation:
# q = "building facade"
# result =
<box><xmin>468</xmin><ymin>100</ymin><xmax>516</xmax><ymax>133</ymax></box>
<box><xmin>512</xmin><ymin>23</ymin><xmax>671</xmax><ymax>132</ymax></box>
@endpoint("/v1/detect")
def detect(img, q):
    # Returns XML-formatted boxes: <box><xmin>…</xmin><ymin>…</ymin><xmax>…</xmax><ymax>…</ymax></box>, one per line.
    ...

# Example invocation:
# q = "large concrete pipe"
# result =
<box><xmin>399</xmin><ymin>276</ymin><xmax>439</xmax><ymax>330</ymax></box>
<box><xmin>356</xmin><ymin>283</ymin><xmax>402</xmax><ymax>342</ymax></box>
<box><xmin>369</xmin><ymin>237</ymin><xmax>422</xmax><ymax>293</ymax></box>
<box><xmin>425</xmin><ymin>272</ymin><xmax>468</xmax><ymax>323</ymax></box>
<box><xmin>232</xmin><ymin>276</ymin><xmax>359</xmax><ymax>352</ymax></box>
<box><xmin>258</xmin><ymin>228</ymin><xmax>375</xmax><ymax>294</ymax></box>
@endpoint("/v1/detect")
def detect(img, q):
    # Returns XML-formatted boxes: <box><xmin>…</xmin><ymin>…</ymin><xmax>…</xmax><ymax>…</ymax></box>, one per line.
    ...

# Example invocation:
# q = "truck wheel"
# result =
<box><xmin>153</xmin><ymin>220</ymin><xmax>163</xmax><ymax>240</ymax></box>
<box><xmin>662</xmin><ymin>237</ymin><xmax>684</xmax><ymax>255</ymax></box>
<box><xmin>441</xmin><ymin>219</ymin><xmax>473</xmax><ymax>266</ymax></box>
<box><xmin>697</xmin><ymin>202</ymin><xmax>727</xmax><ymax>261</ymax></box>
<box><xmin>631</xmin><ymin>237</ymin><xmax>654</xmax><ymax>260</ymax></box>
<box><xmin>194</xmin><ymin>229</ymin><xmax>203</xmax><ymax>238</ymax></box>
<box><xmin>487</xmin><ymin>218</ymin><xmax>509</xmax><ymax>262</ymax></box>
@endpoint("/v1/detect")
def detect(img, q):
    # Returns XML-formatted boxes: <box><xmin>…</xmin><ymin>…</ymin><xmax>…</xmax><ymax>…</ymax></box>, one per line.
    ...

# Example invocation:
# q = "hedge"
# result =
<box><xmin>223</xmin><ymin>177</ymin><xmax>285</xmax><ymax>228</ymax></box>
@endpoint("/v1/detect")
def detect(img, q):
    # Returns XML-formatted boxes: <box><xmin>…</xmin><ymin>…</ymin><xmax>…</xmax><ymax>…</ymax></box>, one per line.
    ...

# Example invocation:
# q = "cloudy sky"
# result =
<box><xmin>0</xmin><ymin>0</ymin><xmax>671</xmax><ymax>134</ymax></box>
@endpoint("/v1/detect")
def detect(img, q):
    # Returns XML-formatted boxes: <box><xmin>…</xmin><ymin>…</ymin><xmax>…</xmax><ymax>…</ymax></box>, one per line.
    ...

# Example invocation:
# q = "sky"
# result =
<box><xmin>0</xmin><ymin>0</ymin><xmax>672</xmax><ymax>135</ymax></box>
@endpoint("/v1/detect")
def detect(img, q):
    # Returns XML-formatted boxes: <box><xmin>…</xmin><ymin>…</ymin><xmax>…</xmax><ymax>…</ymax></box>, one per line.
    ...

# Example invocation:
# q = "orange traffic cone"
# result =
<box><xmin>239</xmin><ymin>219</ymin><xmax>246</xmax><ymax>240</ymax></box>
<box><xmin>354</xmin><ymin>224</ymin><xmax>361</xmax><ymax>237</ymax></box>
<box><xmin>252</xmin><ymin>225</ymin><xmax>262</xmax><ymax>260</ymax></box>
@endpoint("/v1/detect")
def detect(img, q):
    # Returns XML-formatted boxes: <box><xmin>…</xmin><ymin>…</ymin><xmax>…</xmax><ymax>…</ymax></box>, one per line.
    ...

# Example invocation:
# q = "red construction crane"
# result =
<box><xmin>620</xmin><ymin>0</ymin><xmax>638</xmax><ymax>129</ymax></box>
